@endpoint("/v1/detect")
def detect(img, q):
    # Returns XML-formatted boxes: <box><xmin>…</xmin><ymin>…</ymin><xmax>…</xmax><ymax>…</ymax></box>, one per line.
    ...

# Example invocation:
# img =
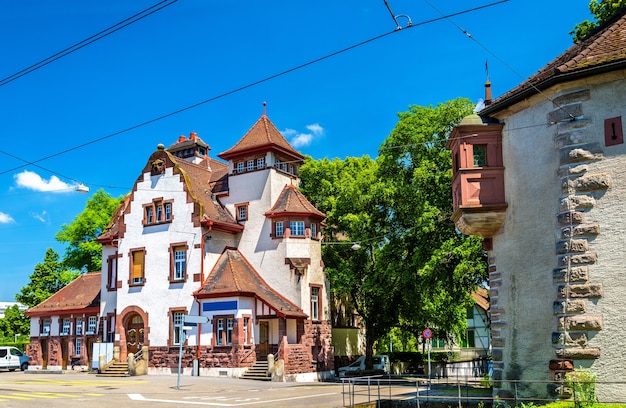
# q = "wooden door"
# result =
<box><xmin>41</xmin><ymin>339</ymin><xmax>48</xmax><ymax>369</ymax></box>
<box><xmin>61</xmin><ymin>339</ymin><xmax>68</xmax><ymax>370</ymax></box>
<box><xmin>125</xmin><ymin>314</ymin><xmax>144</xmax><ymax>355</ymax></box>
<box><xmin>258</xmin><ymin>321</ymin><xmax>269</xmax><ymax>357</ymax></box>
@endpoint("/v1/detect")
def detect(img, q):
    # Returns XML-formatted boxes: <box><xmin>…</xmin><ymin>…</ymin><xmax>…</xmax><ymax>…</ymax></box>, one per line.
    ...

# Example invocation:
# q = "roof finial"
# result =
<box><xmin>263</xmin><ymin>101</ymin><xmax>267</xmax><ymax>116</ymax></box>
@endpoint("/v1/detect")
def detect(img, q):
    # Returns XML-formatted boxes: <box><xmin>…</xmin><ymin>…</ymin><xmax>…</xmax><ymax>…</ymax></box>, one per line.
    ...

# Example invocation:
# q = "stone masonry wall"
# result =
<box><xmin>550</xmin><ymin>90</ymin><xmax>606</xmax><ymax>397</ymax></box>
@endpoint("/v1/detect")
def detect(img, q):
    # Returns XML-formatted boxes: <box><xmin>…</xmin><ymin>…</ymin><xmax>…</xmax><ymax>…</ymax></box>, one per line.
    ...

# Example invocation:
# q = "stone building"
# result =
<box><xmin>448</xmin><ymin>9</ymin><xmax>626</xmax><ymax>402</ymax></box>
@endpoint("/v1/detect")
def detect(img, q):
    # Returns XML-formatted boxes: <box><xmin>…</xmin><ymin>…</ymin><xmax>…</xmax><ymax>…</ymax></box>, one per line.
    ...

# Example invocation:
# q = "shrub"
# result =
<box><xmin>566</xmin><ymin>367</ymin><xmax>597</xmax><ymax>408</ymax></box>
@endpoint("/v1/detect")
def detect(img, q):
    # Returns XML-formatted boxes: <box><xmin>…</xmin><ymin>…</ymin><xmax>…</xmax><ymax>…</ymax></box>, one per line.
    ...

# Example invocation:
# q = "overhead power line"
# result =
<box><xmin>0</xmin><ymin>0</ymin><xmax>178</xmax><ymax>88</ymax></box>
<box><xmin>0</xmin><ymin>1</ymin><xmax>507</xmax><ymax>179</ymax></box>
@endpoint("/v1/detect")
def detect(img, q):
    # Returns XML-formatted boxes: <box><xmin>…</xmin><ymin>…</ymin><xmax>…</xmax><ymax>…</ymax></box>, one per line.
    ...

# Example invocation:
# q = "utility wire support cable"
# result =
<box><xmin>0</xmin><ymin>0</ymin><xmax>178</xmax><ymax>88</ymax></box>
<box><xmin>0</xmin><ymin>1</ymin><xmax>506</xmax><ymax>178</ymax></box>
<box><xmin>422</xmin><ymin>0</ymin><xmax>576</xmax><ymax>121</ymax></box>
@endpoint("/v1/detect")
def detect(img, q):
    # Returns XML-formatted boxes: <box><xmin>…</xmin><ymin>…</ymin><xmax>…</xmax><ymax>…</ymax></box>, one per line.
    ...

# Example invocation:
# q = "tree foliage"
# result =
<box><xmin>55</xmin><ymin>189</ymin><xmax>123</xmax><ymax>272</ymax></box>
<box><xmin>0</xmin><ymin>304</ymin><xmax>29</xmax><ymax>339</ymax></box>
<box><xmin>15</xmin><ymin>248</ymin><xmax>78</xmax><ymax>308</ymax></box>
<box><xmin>300</xmin><ymin>98</ymin><xmax>488</xmax><ymax>359</ymax></box>
<box><xmin>571</xmin><ymin>0</ymin><xmax>626</xmax><ymax>42</ymax></box>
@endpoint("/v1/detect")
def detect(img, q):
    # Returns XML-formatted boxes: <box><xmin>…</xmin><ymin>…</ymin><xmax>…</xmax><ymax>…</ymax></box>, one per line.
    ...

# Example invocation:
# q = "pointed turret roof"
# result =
<box><xmin>482</xmin><ymin>7</ymin><xmax>626</xmax><ymax>115</ymax></box>
<box><xmin>218</xmin><ymin>115</ymin><xmax>304</xmax><ymax>162</ymax></box>
<box><xmin>195</xmin><ymin>248</ymin><xmax>307</xmax><ymax>319</ymax></box>
<box><xmin>265</xmin><ymin>183</ymin><xmax>326</xmax><ymax>219</ymax></box>
<box><xmin>25</xmin><ymin>273</ymin><xmax>101</xmax><ymax>317</ymax></box>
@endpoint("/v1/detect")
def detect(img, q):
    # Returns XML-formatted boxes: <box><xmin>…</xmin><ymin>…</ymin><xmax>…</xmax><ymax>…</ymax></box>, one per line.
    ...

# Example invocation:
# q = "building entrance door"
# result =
<box><xmin>125</xmin><ymin>314</ymin><xmax>144</xmax><ymax>355</ymax></box>
<box><xmin>258</xmin><ymin>321</ymin><xmax>269</xmax><ymax>357</ymax></box>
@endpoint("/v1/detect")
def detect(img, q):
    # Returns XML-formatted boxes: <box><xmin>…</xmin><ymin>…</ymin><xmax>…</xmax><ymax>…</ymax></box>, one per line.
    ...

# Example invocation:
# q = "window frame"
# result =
<box><xmin>236</xmin><ymin>202</ymin><xmax>249</xmax><ymax>222</ymax></box>
<box><xmin>143</xmin><ymin>198</ymin><xmax>174</xmax><ymax>226</ymax></box>
<box><xmin>107</xmin><ymin>253</ymin><xmax>119</xmax><ymax>291</ymax></box>
<box><xmin>75</xmin><ymin>338</ymin><xmax>82</xmax><ymax>356</ymax></box>
<box><xmin>87</xmin><ymin>316</ymin><xmax>97</xmax><ymax>335</ymax></box>
<box><xmin>310</xmin><ymin>222</ymin><xmax>318</xmax><ymax>239</ymax></box>
<box><xmin>236</xmin><ymin>162</ymin><xmax>244</xmax><ymax>173</ymax></box>
<box><xmin>473</xmin><ymin>144</ymin><xmax>487</xmax><ymax>167</ymax></box>
<box><xmin>61</xmin><ymin>318</ymin><xmax>70</xmax><ymax>335</ymax></box>
<box><xmin>169</xmin><ymin>242</ymin><xmax>189</xmax><ymax>283</ymax></box>
<box><xmin>75</xmin><ymin>317</ymin><xmax>83</xmax><ymax>335</ymax></box>
<box><xmin>169</xmin><ymin>307</ymin><xmax>187</xmax><ymax>346</ymax></box>
<box><xmin>310</xmin><ymin>284</ymin><xmax>322</xmax><ymax>321</ymax></box>
<box><xmin>275</xmin><ymin>221</ymin><xmax>284</xmax><ymax>237</ymax></box>
<box><xmin>129</xmin><ymin>247</ymin><xmax>147</xmax><ymax>287</ymax></box>
<box><xmin>290</xmin><ymin>220</ymin><xmax>305</xmax><ymax>237</ymax></box>
<box><xmin>213</xmin><ymin>314</ymin><xmax>235</xmax><ymax>346</ymax></box>
<box><xmin>256</xmin><ymin>157</ymin><xmax>265</xmax><ymax>169</ymax></box>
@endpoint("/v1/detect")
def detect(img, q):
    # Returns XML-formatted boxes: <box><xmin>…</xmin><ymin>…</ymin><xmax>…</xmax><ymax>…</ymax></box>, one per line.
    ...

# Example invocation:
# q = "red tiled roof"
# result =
<box><xmin>97</xmin><ymin>194</ymin><xmax>130</xmax><ymax>244</ymax></box>
<box><xmin>265</xmin><ymin>184</ymin><xmax>326</xmax><ymax>219</ymax></box>
<box><xmin>195</xmin><ymin>248</ymin><xmax>307</xmax><ymax>319</ymax></box>
<box><xmin>471</xmin><ymin>287</ymin><xmax>489</xmax><ymax>312</ymax></box>
<box><xmin>218</xmin><ymin>115</ymin><xmax>304</xmax><ymax>162</ymax></box>
<box><xmin>25</xmin><ymin>273</ymin><xmax>101</xmax><ymax>317</ymax></box>
<box><xmin>482</xmin><ymin>7</ymin><xmax>626</xmax><ymax>115</ymax></box>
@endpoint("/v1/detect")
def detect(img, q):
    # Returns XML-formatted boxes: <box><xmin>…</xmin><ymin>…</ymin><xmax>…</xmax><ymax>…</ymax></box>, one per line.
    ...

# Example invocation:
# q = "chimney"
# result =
<box><xmin>484</xmin><ymin>80</ymin><xmax>492</xmax><ymax>106</ymax></box>
<box><xmin>178</xmin><ymin>135</ymin><xmax>186</xmax><ymax>143</ymax></box>
<box><xmin>190</xmin><ymin>132</ymin><xmax>197</xmax><ymax>140</ymax></box>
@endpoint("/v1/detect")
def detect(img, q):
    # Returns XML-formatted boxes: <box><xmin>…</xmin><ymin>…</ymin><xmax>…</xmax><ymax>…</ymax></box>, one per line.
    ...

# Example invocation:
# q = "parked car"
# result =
<box><xmin>338</xmin><ymin>355</ymin><xmax>390</xmax><ymax>377</ymax></box>
<box><xmin>0</xmin><ymin>346</ymin><xmax>29</xmax><ymax>371</ymax></box>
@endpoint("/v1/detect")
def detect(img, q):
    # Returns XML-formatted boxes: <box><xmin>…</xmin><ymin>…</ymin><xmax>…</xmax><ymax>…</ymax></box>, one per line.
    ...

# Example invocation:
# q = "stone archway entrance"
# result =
<box><xmin>125</xmin><ymin>313</ymin><xmax>144</xmax><ymax>355</ymax></box>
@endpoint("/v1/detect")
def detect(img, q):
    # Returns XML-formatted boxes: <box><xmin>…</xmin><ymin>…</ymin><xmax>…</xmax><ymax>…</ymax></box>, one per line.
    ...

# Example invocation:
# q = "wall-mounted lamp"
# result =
<box><xmin>75</xmin><ymin>184</ymin><xmax>90</xmax><ymax>193</ymax></box>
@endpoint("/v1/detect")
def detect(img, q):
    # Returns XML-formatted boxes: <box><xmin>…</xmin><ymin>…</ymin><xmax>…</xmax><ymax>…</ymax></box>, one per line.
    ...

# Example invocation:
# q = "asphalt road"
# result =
<box><xmin>0</xmin><ymin>370</ymin><xmax>353</xmax><ymax>408</ymax></box>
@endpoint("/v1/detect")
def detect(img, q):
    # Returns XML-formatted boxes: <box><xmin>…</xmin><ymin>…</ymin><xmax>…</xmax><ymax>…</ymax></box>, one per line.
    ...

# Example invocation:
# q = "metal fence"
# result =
<box><xmin>340</xmin><ymin>375</ymin><xmax>625</xmax><ymax>408</ymax></box>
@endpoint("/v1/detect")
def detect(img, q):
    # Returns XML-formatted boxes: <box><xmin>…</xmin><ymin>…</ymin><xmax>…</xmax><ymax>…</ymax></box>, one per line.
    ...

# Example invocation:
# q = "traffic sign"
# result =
<box><xmin>422</xmin><ymin>328</ymin><xmax>432</xmax><ymax>339</ymax></box>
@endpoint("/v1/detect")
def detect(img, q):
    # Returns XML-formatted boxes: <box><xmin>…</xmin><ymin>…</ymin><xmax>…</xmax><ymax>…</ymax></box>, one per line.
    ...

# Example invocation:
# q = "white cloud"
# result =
<box><xmin>306</xmin><ymin>123</ymin><xmax>324</xmax><ymax>135</ymax></box>
<box><xmin>0</xmin><ymin>212</ymin><xmax>15</xmax><ymax>224</ymax></box>
<box><xmin>31</xmin><ymin>211</ymin><xmax>49</xmax><ymax>224</ymax></box>
<box><xmin>14</xmin><ymin>170</ymin><xmax>72</xmax><ymax>192</ymax></box>
<box><xmin>282</xmin><ymin>123</ymin><xmax>325</xmax><ymax>148</ymax></box>
<box><xmin>474</xmin><ymin>99</ymin><xmax>485</xmax><ymax>112</ymax></box>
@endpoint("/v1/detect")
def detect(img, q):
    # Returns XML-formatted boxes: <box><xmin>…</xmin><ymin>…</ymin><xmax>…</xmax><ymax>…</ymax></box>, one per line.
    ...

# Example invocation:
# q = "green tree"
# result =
<box><xmin>0</xmin><ymin>304</ymin><xmax>29</xmax><ymax>340</ymax></box>
<box><xmin>15</xmin><ymin>248</ymin><xmax>78</xmax><ymax>308</ymax></box>
<box><xmin>55</xmin><ymin>189</ymin><xmax>123</xmax><ymax>272</ymax></box>
<box><xmin>571</xmin><ymin>0</ymin><xmax>626</xmax><ymax>42</ymax></box>
<box><xmin>377</xmin><ymin>99</ymin><xmax>487</xmax><ymax>343</ymax></box>
<box><xmin>300</xmin><ymin>98</ymin><xmax>488</xmax><ymax>363</ymax></box>
<box><xmin>300</xmin><ymin>156</ymin><xmax>399</xmax><ymax>362</ymax></box>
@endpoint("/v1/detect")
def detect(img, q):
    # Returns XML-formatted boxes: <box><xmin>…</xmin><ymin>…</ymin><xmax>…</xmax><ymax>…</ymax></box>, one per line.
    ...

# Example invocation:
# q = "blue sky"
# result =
<box><xmin>0</xmin><ymin>0</ymin><xmax>592</xmax><ymax>302</ymax></box>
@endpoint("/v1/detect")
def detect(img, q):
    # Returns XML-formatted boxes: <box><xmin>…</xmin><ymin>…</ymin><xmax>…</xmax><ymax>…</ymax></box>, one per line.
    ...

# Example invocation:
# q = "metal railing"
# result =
<box><xmin>340</xmin><ymin>375</ymin><xmax>626</xmax><ymax>407</ymax></box>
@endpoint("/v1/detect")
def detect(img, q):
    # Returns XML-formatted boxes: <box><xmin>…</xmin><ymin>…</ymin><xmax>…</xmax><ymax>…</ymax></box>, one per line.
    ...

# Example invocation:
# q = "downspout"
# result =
<box><xmin>197</xmin><ymin>221</ymin><xmax>213</xmax><ymax>359</ymax></box>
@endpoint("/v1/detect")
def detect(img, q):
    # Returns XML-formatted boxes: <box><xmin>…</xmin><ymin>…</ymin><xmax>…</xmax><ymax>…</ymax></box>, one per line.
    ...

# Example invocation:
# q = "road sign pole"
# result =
<box><xmin>177</xmin><ymin>324</ymin><xmax>183</xmax><ymax>390</ymax></box>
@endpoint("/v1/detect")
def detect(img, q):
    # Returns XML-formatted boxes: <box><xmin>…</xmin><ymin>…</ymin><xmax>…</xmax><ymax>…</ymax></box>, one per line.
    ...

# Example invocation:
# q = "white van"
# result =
<box><xmin>338</xmin><ymin>355</ymin><xmax>390</xmax><ymax>377</ymax></box>
<box><xmin>0</xmin><ymin>346</ymin><xmax>29</xmax><ymax>371</ymax></box>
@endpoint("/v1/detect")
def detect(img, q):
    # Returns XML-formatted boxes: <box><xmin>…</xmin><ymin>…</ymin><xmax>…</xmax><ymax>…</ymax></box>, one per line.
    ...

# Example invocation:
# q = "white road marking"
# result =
<box><xmin>128</xmin><ymin>392</ymin><xmax>337</xmax><ymax>406</ymax></box>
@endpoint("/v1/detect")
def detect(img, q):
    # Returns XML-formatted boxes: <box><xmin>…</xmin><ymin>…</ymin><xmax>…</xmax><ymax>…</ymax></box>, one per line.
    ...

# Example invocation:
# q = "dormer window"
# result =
<box><xmin>236</xmin><ymin>202</ymin><xmax>249</xmax><ymax>222</ymax></box>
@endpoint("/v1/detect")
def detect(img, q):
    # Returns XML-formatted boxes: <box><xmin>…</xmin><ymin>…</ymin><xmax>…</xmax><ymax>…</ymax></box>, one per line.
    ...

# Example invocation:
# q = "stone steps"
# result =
<box><xmin>96</xmin><ymin>361</ymin><xmax>130</xmax><ymax>377</ymax></box>
<box><xmin>240</xmin><ymin>360</ymin><xmax>271</xmax><ymax>381</ymax></box>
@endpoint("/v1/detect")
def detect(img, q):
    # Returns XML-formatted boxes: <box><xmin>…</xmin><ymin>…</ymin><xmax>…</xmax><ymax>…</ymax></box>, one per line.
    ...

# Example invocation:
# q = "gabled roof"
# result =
<box><xmin>25</xmin><ymin>273</ymin><xmax>101</xmax><ymax>317</ymax></box>
<box><xmin>482</xmin><ymin>7</ymin><xmax>626</xmax><ymax>115</ymax></box>
<box><xmin>195</xmin><ymin>248</ymin><xmax>307</xmax><ymax>319</ymax></box>
<box><xmin>97</xmin><ymin>194</ymin><xmax>130</xmax><ymax>245</ymax></box>
<box><xmin>265</xmin><ymin>184</ymin><xmax>326</xmax><ymax>219</ymax></box>
<box><xmin>97</xmin><ymin>146</ymin><xmax>241</xmax><ymax>243</ymax></box>
<box><xmin>218</xmin><ymin>115</ymin><xmax>304</xmax><ymax>162</ymax></box>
